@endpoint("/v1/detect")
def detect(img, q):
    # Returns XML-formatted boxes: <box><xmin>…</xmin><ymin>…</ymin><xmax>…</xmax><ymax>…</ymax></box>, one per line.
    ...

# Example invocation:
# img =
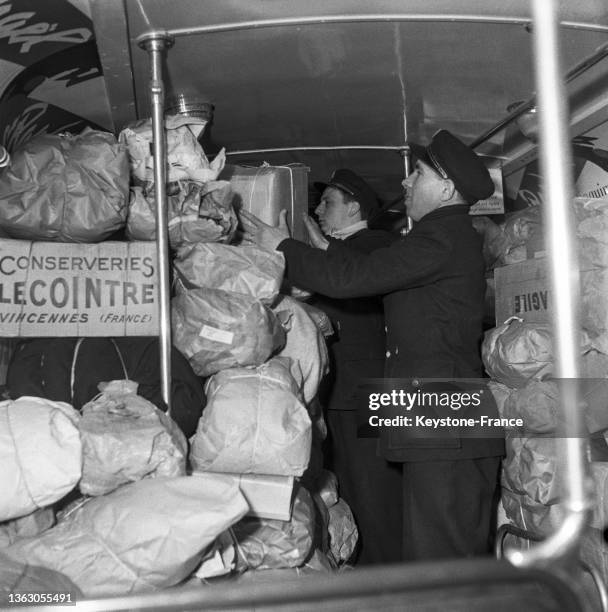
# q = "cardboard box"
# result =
<box><xmin>0</xmin><ymin>239</ymin><xmax>159</xmax><ymax>337</ymax></box>
<box><xmin>494</xmin><ymin>258</ymin><xmax>550</xmax><ymax>325</ymax></box>
<box><xmin>494</xmin><ymin>258</ymin><xmax>608</xmax><ymax>353</ymax></box>
<box><xmin>220</xmin><ymin>164</ymin><xmax>310</xmax><ymax>242</ymax></box>
<box><xmin>195</xmin><ymin>472</ymin><xmax>294</xmax><ymax>521</ymax></box>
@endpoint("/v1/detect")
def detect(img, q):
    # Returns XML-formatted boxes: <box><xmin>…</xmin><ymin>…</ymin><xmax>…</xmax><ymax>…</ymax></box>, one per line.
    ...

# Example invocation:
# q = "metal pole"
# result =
<box><xmin>505</xmin><ymin>0</ymin><xmax>591</xmax><ymax>568</ymax></box>
<box><xmin>400</xmin><ymin>146</ymin><xmax>414</xmax><ymax>235</ymax></box>
<box><xmin>135</xmin><ymin>14</ymin><xmax>608</xmax><ymax>43</ymax></box>
<box><xmin>225</xmin><ymin>145</ymin><xmax>408</xmax><ymax>155</ymax></box>
<box><xmin>471</xmin><ymin>41</ymin><xmax>608</xmax><ymax>149</ymax></box>
<box><xmin>139</xmin><ymin>33</ymin><xmax>174</xmax><ymax>415</ymax></box>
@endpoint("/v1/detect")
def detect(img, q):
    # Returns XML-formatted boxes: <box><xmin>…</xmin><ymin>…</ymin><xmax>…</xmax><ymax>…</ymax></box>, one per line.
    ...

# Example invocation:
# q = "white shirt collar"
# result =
<box><xmin>328</xmin><ymin>220</ymin><xmax>368</xmax><ymax>240</ymax></box>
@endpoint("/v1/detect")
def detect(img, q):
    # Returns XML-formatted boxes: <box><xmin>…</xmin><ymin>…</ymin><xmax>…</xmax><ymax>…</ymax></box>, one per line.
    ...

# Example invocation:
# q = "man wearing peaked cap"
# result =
<box><xmin>408</xmin><ymin>129</ymin><xmax>495</xmax><ymax>206</ymax></box>
<box><xmin>313</xmin><ymin>168</ymin><xmax>380</xmax><ymax>231</ymax></box>
<box><xmin>310</xmin><ymin>169</ymin><xmax>402</xmax><ymax>565</ymax></box>
<box><xmin>239</xmin><ymin>129</ymin><xmax>505</xmax><ymax>563</ymax></box>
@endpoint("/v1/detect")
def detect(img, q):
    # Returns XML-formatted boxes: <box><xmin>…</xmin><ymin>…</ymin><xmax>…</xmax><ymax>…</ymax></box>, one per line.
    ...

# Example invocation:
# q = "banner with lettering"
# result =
<box><xmin>0</xmin><ymin>0</ymin><xmax>113</xmax><ymax>152</ymax></box>
<box><xmin>0</xmin><ymin>239</ymin><xmax>160</xmax><ymax>336</ymax></box>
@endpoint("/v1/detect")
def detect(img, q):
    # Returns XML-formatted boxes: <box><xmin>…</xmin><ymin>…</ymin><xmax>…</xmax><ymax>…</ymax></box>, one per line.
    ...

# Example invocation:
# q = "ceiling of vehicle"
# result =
<box><xmin>91</xmin><ymin>0</ymin><xmax>608</xmax><ymax>208</ymax></box>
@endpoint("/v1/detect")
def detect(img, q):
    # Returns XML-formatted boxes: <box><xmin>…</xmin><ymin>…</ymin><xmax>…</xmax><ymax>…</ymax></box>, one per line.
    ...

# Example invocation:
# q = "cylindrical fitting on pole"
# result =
<box><xmin>137</xmin><ymin>32</ymin><xmax>175</xmax><ymax>51</ymax></box>
<box><xmin>400</xmin><ymin>146</ymin><xmax>414</xmax><ymax>235</ymax></box>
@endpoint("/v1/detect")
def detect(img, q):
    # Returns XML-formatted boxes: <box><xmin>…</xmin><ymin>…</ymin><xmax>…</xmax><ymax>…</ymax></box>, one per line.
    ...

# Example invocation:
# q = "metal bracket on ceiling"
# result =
<box><xmin>137</xmin><ymin>31</ymin><xmax>175</xmax><ymax>51</ymax></box>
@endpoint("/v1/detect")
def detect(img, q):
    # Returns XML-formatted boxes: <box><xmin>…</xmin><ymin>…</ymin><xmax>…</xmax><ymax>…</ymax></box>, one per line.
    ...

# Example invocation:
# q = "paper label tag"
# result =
<box><xmin>469</xmin><ymin>166</ymin><xmax>505</xmax><ymax>215</ymax></box>
<box><xmin>199</xmin><ymin>324</ymin><xmax>234</xmax><ymax>345</ymax></box>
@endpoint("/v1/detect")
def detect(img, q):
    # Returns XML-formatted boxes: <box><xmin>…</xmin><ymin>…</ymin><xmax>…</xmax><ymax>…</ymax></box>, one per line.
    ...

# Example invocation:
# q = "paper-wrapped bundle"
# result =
<box><xmin>501</xmin><ymin>207</ymin><xmax>542</xmax><ymax>264</ymax></box>
<box><xmin>219</xmin><ymin>163</ymin><xmax>309</xmax><ymax>241</ymax></box>
<box><xmin>232</xmin><ymin>486</ymin><xmax>316</xmax><ymax>570</ymax></box>
<box><xmin>79</xmin><ymin>380</ymin><xmax>187</xmax><ymax>497</ymax></box>
<box><xmin>500</xmin><ymin>487</ymin><xmax>562</xmax><ymax>536</ymax></box>
<box><xmin>327</xmin><ymin>499</ymin><xmax>359</xmax><ymax>564</ymax></box>
<box><xmin>490</xmin><ymin>378</ymin><xmax>565</xmax><ymax>435</ymax></box>
<box><xmin>589</xmin><ymin>463</ymin><xmax>608</xmax><ymax>531</ymax></box>
<box><xmin>0</xmin><ymin>397</ymin><xmax>81</xmax><ymax>522</ymax></box>
<box><xmin>119</xmin><ymin>115</ymin><xmax>225</xmax><ymax>184</ymax></box>
<box><xmin>313</xmin><ymin>469</ymin><xmax>339</xmax><ymax>509</ymax></box>
<box><xmin>172</xmin><ymin>288</ymin><xmax>285</xmax><ymax>376</ymax></box>
<box><xmin>471</xmin><ymin>215</ymin><xmax>509</xmax><ymax>270</ymax></box>
<box><xmin>0</xmin><ymin>129</ymin><xmax>128</xmax><ymax>242</ymax></box>
<box><xmin>3</xmin><ymin>476</ymin><xmax>248</xmax><ymax>596</ymax></box>
<box><xmin>581</xmin><ymin>349</ymin><xmax>608</xmax><ymax>378</ymax></box>
<box><xmin>501</xmin><ymin>434</ymin><xmax>561</xmax><ymax>506</ymax></box>
<box><xmin>581</xmin><ymin>268</ymin><xmax>608</xmax><ymax>354</ymax></box>
<box><xmin>174</xmin><ymin>243</ymin><xmax>284</xmax><ymax>304</ymax></box>
<box><xmin>126</xmin><ymin>180</ymin><xmax>237</xmax><ymax>247</ymax></box>
<box><xmin>0</xmin><ymin>552</ymin><xmax>82</xmax><ymax>604</ymax></box>
<box><xmin>190</xmin><ymin>357</ymin><xmax>311</xmax><ymax>476</ymax></box>
<box><xmin>0</xmin><ymin>508</ymin><xmax>55</xmax><ymax>548</ymax></box>
<box><xmin>273</xmin><ymin>295</ymin><xmax>329</xmax><ymax>405</ymax></box>
<box><xmin>574</xmin><ymin>197</ymin><xmax>608</xmax><ymax>268</ymax></box>
<box><xmin>487</xmin><ymin>380</ymin><xmax>511</xmax><ymax>415</ymax></box>
<box><xmin>502</xmin><ymin>380</ymin><xmax>560</xmax><ymax>434</ymax></box>
<box><xmin>299</xmin><ymin>302</ymin><xmax>334</xmax><ymax>337</ymax></box>
<box><xmin>482</xmin><ymin>318</ymin><xmax>554</xmax><ymax>388</ymax></box>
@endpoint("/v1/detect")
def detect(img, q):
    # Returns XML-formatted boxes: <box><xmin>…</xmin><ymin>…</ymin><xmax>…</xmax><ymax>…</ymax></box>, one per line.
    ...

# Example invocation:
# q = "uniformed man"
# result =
<box><xmin>239</xmin><ymin>130</ymin><xmax>505</xmax><ymax>561</ymax></box>
<box><xmin>307</xmin><ymin>168</ymin><xmax>402</xmax><ymax>565</ymax></box>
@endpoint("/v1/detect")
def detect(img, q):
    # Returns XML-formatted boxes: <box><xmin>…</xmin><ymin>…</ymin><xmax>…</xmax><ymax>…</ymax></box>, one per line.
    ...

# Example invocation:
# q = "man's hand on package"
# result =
<box><xmin>239</xmin><ymin>209</ymin><xmax>290</xmax><ymax>251</ymax></box>
<box><xmin>302</xmin><ymin>214</ymin><xmax>329</xmax><ymax>250</ymax></box>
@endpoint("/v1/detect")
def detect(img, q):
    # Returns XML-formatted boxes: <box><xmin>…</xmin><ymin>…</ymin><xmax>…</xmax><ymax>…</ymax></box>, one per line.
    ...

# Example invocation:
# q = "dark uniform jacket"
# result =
<box><xmin>279</xmin><ymin>204</ymin><xmax>505</xmax><ymax>461</ymax></box>
<box><xmin>312</xmin><ymin>228</ymin><xmax>397</xmax><ymax>411</ymax></box>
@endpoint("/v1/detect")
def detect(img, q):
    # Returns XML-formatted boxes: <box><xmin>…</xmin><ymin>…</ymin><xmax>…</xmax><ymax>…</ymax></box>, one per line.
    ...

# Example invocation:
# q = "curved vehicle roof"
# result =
<box><xmin>89</xmin><ymin>0</ymin><xmax>608</xmax><ymax>203</ymax></box>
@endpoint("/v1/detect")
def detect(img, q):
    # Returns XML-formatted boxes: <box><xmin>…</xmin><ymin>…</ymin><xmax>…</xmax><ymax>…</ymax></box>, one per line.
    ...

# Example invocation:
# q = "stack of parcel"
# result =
<box><xmin>0</xmin><ymin>117</ymin><xmax>357</xmax><ymax>600</ymax></box>
<box><xmin>481</xmin><ymin>197</ymin><xmax>608</xmax><ymax>586</ymax></box>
